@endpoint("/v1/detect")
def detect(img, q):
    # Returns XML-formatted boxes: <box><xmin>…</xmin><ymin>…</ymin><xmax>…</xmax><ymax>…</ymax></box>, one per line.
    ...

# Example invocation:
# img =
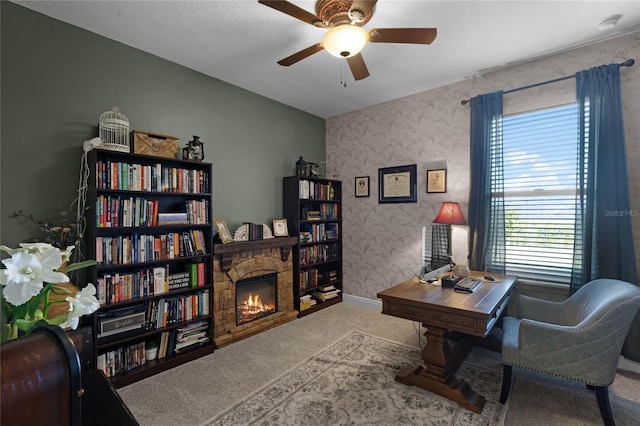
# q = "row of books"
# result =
<box><xmin>156</xmin><ymin>321</ymin><xmax>210</xmax><ymax>359</ymax></box>
<box><xmin>298</xmin><ymin>179</ymin><xmax>336</xmax><ymax>200</ymax></box>
<box><xmin>96</xmin><ymin>230</ymin><xmax>207</xmax><ymax>265</ymax></box>
<box><xmin>299</xmin><ymin>294</ymin><xmax>317</xmax><ymax>311</ymax></box>
<box><xmin>243</xmin><ymin>222</ymin><xmax>267</xmax><ymax>241</ymax></box>
<box><xmin>299</xmin><ymin>243</ymin><xmax>340</xmax><ymax>266</ymax></box>
<box><xmin>97</xmin><ymin>341</ymin><xmax>147</xmax><ymax>378</ymax></box>
<box><xmin>157</xmin><ymin>199</ymin><xmax>208</xmax><ymax>225</ymax></box>
<box><xmin>300</xmin><ymin>268</ymin><xmax>319</xmax><ymax>291</ymax></box>
<box><xmin>95</xmin><ymin>263</ymin><xmax>206</xmax><ymax>305</ymax></box>
<box><xmin>299</xmin><ymin>223</ymin><xmax>339</xmax><ymax>243</ymax></box>
<box><xmin>96</xmin><ymin>196</ymin><xmax>209</xmax><ymax>228</ymax></box>
<box><xmin>95</xmin><ymin>322</ymin><xmax>211</xmax><ymax>377</ymax></box>
<box><xmin>311</xmin><ymin>284</ymin><xmax>341</xmax><ymax>301</ymax></box>
<box><xmin>96</xmin><ymin>160</ymin><xmax>210</xmax><ymax>194</ymax></box>
<box><xmin>147</xmin><ymin>290</ymin><xmax>210</xmax><ymax>329</ymax></box>
<box><xmin>301</xmin><ymin>203</ymin><xmax>339</xmax><ymax>221</ymax></box>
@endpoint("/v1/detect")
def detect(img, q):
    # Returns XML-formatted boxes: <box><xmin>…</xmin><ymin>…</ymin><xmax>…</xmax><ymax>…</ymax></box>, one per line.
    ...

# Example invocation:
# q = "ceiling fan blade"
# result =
<box><xmin>369</xmin><ymin>28</ymin><xmax>437</xmax><ymax>44</ymax></box>
<box><xmin>258</xmin><ymin>0</ymin><xmax>324</xmax><ymax>27</ymax></box>
<box><xmin>350</xmin><ymin>0</ymin><xmax>378</xmax><ymax>17</ymax></box>
<box><xmin>277</xmin><ymin>44</ymin><xmax>325</xmax><ymax>66</ymax></box>
<box><xmin>346</xmin><ymin>53</ymin><xmax>370</xmax><ymax>81</ymax></box>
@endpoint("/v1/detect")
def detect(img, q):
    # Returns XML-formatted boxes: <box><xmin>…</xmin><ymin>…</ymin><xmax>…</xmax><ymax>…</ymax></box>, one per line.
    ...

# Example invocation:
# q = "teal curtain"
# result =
<box><xmin>571</xmin><ymin>64</ymin><xmax>638</xmax><ymax>288</ymax></box>
<box><xmin>571</xmin><ymin>63</ymin><xmax>639</xmax><ymax>362</ymax></box>
<box><xmin>468</xmin><ymin>92</ymin><xmax>506</xmax><ymax>273</ymax></box>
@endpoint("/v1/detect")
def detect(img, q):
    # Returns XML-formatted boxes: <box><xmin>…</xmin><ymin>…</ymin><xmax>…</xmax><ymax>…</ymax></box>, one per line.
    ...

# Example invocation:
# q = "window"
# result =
<box><xmin>498</xmin><ymin>103</ymin><xmax>580</xmax><ymax>284</ymax></box>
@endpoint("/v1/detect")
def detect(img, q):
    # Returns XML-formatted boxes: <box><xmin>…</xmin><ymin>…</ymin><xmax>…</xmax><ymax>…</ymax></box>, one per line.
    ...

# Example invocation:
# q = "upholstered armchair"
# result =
<box><xmin>500</xmin><ymin>278</ymin><xmax>640</xmax><ymax>426</ymax></box>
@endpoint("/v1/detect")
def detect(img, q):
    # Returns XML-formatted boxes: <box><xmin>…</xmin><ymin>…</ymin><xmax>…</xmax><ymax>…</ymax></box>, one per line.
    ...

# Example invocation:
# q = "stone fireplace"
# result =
<box><xmin>213</xmin><ymin>237</ymin><xmax>299</xmax><ymax>347</ymax></box>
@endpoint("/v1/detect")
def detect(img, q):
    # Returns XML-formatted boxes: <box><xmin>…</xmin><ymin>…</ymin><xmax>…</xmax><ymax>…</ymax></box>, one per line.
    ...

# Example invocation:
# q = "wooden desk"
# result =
<box><xmin>377</xmin><ymin>272</ymin><xmax>517</xmax><ymax>413</ymax></box>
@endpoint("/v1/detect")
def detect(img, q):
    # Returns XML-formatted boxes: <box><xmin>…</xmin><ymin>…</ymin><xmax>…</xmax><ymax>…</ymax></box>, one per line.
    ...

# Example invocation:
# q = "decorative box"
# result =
<box><xmin>98</xmin><ymin>311</ymin><xmax>146</xmax><ymax>338</ymax></box>
<box><xmin>97</xmin><ymin>304</ymin><xmax>147</xmax><ymax>339</ymax></box>
<box><xmin>131</xmin><ymin>130</ymin><xmax>179</xmax><ymax>158</ymax></box>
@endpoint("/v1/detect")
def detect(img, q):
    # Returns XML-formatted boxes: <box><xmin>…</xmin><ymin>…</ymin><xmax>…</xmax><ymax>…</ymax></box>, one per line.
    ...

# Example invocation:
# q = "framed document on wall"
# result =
<box><xmin>378</xmin><ymin>164</ymin><xmax>417</xmax><ymax>204</ymax></box>
<box><xmin>427</xmin><ymin>169</ymin><xmax>447</xmax><ymax>193</ymax></box>
<box><xmin>355</xmin><ymin>176</ymin><xmax>370</xmax><ymax>197</ymax></box>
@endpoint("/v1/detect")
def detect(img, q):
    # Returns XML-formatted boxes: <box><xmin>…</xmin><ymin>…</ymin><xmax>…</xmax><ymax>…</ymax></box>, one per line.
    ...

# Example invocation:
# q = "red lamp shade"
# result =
<box><xmin>433</xmin><ymin>202</ymin><xmax>466</xmax><ymax>225</ymax></box>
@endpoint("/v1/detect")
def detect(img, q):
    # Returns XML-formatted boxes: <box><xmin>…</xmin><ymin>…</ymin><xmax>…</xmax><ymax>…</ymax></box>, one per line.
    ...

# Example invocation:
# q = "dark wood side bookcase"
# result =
<box><xmin>85</xmin><ymin>149</ymin><xmax>214</xmax><ymax>388</ymax></box>
<box><xmin>283</xmin><ymin>176</ymin><xmax>342</xmax><ymax>317</ymax></box>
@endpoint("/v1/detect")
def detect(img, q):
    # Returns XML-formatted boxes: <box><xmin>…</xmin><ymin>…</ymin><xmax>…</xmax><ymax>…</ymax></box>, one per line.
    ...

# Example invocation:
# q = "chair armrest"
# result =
<box><xmin>516</xmin><ymin>318</ymin><xmax>620</xmax><ymax>384</ymax></box>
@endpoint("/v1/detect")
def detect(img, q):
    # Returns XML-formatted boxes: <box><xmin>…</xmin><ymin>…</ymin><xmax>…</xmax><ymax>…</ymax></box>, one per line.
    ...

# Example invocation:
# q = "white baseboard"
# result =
<box><xmin>343</xmin><ymin>293</ymin><xmax>382</xmax><ymax>311</ymax></box>
<box><xmin>618</xmin><ymin>355</ymin><xmax>640</xmax><ymax>374</ymax></box>
<box><xmin>344</xmin><ymin>293</ymin><xmax>640</xmax><ymax>374</ymax></box>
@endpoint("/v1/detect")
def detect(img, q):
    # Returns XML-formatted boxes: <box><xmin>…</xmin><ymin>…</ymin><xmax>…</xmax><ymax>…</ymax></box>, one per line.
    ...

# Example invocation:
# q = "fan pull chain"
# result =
<box><xmin>340</xmin><ymin>62</ymin><xmax>347</xmax><ymax>88</ymax></box>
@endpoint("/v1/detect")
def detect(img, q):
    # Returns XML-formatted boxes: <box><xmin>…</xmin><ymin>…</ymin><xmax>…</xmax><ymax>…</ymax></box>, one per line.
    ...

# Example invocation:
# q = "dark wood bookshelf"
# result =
<box><xmin>85</xmin><ymin>149</ymin><xmax>215</xmax><ymax>387</ymax></box>
<box><xmin>283</xmin><ymin>176</ymin><xmax>342</xmax><ymax>317</ymax></box>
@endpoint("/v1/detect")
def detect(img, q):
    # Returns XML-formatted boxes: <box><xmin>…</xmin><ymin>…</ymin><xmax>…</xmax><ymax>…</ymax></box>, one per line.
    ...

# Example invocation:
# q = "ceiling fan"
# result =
<box><xmin>258</xmin><ymin>0</ymin><xmax>437</xmax><ymax>81</ymax></box>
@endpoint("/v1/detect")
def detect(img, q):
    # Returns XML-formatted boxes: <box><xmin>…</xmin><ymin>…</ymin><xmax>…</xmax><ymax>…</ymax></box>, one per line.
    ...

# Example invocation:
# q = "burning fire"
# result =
<box><xmin>238</xmin><ymin>293</ymin><xmax>276</xmax><ymax>323</ymax></box>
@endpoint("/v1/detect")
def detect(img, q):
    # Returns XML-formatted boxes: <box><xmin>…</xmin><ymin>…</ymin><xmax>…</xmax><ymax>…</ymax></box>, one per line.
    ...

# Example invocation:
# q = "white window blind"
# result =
<box><xmin>498</xmin><ymin>103</ymin><xmax>580</xmax><ymax>284</ymax></box>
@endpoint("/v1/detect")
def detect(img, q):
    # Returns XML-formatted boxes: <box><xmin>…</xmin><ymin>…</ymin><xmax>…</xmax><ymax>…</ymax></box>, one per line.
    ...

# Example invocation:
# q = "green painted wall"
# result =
<box><xmin>0</xmin><ymin>2</ymin><xmax>325</xmax><ymax>248</ymax></box>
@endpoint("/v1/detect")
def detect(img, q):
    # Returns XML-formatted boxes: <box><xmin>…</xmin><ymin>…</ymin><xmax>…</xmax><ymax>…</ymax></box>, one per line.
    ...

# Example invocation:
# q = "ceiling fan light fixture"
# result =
<box><xmin>322</xmin><ymin>25</ymin><xmax>369</xmax><ymax>58</ymax></box>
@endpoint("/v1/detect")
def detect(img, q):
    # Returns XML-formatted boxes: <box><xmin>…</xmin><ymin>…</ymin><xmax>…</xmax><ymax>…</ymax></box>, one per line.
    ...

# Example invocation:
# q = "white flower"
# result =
<box><xmin>0</xmin><ymin>245</ymin><xmax>69</xmax><ymax>306</ymax></box>
<box><xmin>60</xmin><ymin>284</ymin><xmax>100</xmax><ymax>330</ymax></box>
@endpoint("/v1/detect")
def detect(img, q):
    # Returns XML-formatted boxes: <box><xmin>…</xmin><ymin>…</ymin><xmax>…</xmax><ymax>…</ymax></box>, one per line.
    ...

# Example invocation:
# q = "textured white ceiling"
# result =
<box><xmin>14</xmin><ymin>0</ymin><xmax>640</xmax><ymax>118</ymax></box>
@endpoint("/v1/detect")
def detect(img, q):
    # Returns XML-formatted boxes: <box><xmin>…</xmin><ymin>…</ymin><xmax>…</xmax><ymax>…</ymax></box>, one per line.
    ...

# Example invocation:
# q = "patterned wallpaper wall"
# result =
<box><xmin>327</xmin><ymin>33</ymin><xmax>640</xmax><ymax>300</ymax></box>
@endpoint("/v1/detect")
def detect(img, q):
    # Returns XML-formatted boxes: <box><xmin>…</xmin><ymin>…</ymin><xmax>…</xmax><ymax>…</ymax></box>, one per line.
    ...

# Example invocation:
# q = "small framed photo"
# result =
<box><xmin>214</xmin><ymin>219</ymin><xmax>234</xmax><ymax>244</ymax></box>
<box><xmin>355</xmin><ymin>176</ymin><xmax>370</xmax><ymax>197</ymax></box>
<box><xmin>273</xmin><ymin>218</ymin><xmax>289</xmax><ymax>237</ymax></box>
<box><xmin>427</xmin><ymin>169</ymin><xmax>447</xmax><ymax>193</ymax></box>
<box><xmin>378</xmin><ymin>164</ymin><xmax>417</xmax><ymax>204</ymax></box>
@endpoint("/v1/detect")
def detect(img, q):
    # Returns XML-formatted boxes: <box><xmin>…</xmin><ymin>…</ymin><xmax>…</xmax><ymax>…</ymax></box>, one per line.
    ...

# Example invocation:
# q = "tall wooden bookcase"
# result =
<box><xmin>85</xmin><ymin>149</ymin><xmax>214</xmax><ymax>388</ymax></box>
<box><xmin>283</xmin><ymin>176</ymin><xmax>342</xmax><ymax>317</ymax></box>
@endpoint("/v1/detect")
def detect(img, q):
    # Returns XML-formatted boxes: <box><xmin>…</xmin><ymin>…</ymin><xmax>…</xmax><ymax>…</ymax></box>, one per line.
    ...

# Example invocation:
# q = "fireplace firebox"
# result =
<box><xmin>236</xmin><ymin>273</ymin><xmax>278</xmax><ymax>326</ymax></box>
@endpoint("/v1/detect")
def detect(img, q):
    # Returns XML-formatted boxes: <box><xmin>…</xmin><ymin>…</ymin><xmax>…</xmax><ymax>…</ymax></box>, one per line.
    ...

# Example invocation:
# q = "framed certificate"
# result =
<box><xmin>378</xmin><ymin>164</ymin><xmax>417</xmax><ymax>204</ymax></box>
<box><xmin>427</xmin><ymin>169</ymin><xmax>447</xmax><ymax>193</ymax></box>
<box><xmin>355</xmin><ymin>176</ymin><xmax>370</xmax><ymax>197</ymax></box>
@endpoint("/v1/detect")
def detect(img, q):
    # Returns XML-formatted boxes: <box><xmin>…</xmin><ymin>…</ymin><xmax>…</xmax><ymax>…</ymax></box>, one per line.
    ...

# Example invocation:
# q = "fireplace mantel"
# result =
<box><xmin>214</xmin><ymin>237</ymin><xmax>298</xmax><ymax>271</ymax></box>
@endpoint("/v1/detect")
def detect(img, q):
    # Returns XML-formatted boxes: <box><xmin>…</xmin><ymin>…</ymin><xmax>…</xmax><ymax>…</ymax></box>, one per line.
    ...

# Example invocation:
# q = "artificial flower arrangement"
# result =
<box><xmin>0</xmin><ymin>242</ymin><xmax>99</xmax><ymax>343</ymax></box>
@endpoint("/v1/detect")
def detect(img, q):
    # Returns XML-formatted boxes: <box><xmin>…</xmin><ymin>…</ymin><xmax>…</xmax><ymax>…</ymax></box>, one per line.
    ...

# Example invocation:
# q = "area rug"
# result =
<box><xmin>200</xmin><ymin>331</ymin><xmax>508</xmax><ymax>426</ymax></box>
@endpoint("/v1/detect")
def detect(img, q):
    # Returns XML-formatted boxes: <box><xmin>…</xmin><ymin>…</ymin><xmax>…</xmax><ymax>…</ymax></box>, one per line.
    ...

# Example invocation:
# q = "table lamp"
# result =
<box><xmin>432</xmin><ymin>202</ymin><xmax>466</xmax><ymax>266</ymax></box>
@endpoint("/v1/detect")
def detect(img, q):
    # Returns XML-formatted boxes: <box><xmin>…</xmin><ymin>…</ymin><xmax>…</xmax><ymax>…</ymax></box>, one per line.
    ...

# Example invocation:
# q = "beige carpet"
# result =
<box><xmin>117</xmin><ymin>301</ymin><xmax>640</xmax><ymax>426</ymax></box>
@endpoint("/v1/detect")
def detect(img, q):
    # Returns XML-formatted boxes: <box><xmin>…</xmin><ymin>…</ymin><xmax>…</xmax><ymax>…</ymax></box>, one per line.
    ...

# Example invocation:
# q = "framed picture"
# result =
<box><xmin>273</xmin><ymin>218</ymin><xmax>289</xmax><ymax>237</ymax></box>
<box><xmin>214</xmin><ymin>218</ymin><xmax>233</xmax><ymax>243</ymax></box>
<box><xmin>427</xmin><ymin>169</ymin><xmax>447</xmax><ymax>193</ymax></box>
<box><xmin>355</xmin><ymin>176</ymin><xmax>370</xmax><ymax>197</ymax></box>
<box><xmin>378</xmin><ymin>164</ymin><xmax>417</xmax><ymax>204</ymax></box>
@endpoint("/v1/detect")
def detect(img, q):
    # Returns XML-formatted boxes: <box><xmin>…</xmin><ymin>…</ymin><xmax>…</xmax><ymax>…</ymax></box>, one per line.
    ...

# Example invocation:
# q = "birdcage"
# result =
<box><xmin>98</xmin><ymin>107</ymin><xmax>130</xmax><ymax>152</ymax></box>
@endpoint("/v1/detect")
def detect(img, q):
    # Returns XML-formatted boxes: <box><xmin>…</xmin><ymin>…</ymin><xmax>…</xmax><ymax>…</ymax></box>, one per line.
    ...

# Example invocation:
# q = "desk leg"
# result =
<box><xmin>395</xmin><ymin>324</ymin><xmax>485</xmax><ymax>413</ymax></box>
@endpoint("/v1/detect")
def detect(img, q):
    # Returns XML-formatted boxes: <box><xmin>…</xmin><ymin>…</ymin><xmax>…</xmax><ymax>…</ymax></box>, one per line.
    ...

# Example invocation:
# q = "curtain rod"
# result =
<box><xmin>460</xmin><ymin>59</ymin><xmax>635</xmax><ymax>106</ymax></box>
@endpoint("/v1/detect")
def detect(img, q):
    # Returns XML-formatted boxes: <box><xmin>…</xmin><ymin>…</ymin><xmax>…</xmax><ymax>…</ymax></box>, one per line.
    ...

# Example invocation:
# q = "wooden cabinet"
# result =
<box><xmin>283</xmin><ymin>176</ymin><xmax>342</xmax><ymax>317</ymax></box>
<box><xmin>85</xmin><ymin>150</ymin><xmax>214</xmax><ymax>388</ymax></box>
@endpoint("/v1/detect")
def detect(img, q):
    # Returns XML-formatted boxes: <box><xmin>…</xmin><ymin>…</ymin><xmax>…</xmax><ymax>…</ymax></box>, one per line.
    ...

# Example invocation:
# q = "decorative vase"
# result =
<box><xmin>35</xmin><ymin>281</ymin><xmax>78</xmax><ymax>320</ymax></box>
<box><xmin>145</xmin><ymin>346</ymin><xmax>158</xmax><ymax>361</ymax></box>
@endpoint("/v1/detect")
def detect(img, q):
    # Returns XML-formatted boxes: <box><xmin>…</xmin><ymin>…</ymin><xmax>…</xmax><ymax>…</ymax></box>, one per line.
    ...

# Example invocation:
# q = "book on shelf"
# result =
<box><xmin>299</xmin><ymin>294</ymin><xmax>317</xmax><ymax>311</ymax></box>
<box><xmin>174</xmin><ymin>321</ymin><xmax>209</xmax><ymax>352</ymax></box>
<box><xmin>312</xmin><ymin>285</ymin><xmax>341</xmax><ymax>301</ymax></box>
<box><xmin>175</xmin><ymin>336</ymin><xmax>210</xmax><ymax>353</ymax></box>
<box><xmin>157</xmin><ymin>212</ymin><xmax>189</xmax><ymax>225</ymax></box>
<box><xmin>153</xmin><ymin>266</ymin><xmax>168</xmax><ymax>295</ymax></box>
